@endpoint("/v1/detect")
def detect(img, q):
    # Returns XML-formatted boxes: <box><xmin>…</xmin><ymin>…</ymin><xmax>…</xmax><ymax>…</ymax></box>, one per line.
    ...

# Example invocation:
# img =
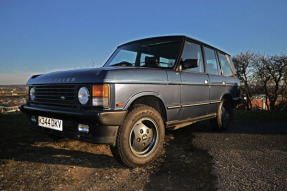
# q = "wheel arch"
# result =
<box><xmin>220</xmin><ymin>93</ymin><xmax>234</xmax><ymax>110</ymax></box>
<box><xmin>221</xmin><ymin>93</ymin><xmax>233</xmax><ymax>108</ymax></box>
<box><xmin>124</xmin><ymin>93</ymin><xmax>167</xmax><ymax>123</ymax></box>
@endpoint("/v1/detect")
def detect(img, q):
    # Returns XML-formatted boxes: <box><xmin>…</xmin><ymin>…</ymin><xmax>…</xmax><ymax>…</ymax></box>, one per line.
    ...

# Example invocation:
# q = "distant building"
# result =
<box><xmin>251</xmin><ymin>98</ymin><xmax>283</xmax><ymax>110</ymax></box>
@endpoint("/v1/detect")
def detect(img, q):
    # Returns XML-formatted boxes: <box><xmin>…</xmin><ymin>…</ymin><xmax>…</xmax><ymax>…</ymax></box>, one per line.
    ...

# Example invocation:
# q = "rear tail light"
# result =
<box><xmin>92</xmin><ymin>84</ymin><xmax>110</xmax><ymax>108</ymax></box>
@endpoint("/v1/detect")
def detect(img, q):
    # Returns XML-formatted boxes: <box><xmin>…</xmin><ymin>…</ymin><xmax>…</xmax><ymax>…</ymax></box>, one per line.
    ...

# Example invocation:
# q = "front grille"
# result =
<box><xmin>30</xmin><ymin>85</ymin><xmax>78</xmax><ymax>108</ymax></box>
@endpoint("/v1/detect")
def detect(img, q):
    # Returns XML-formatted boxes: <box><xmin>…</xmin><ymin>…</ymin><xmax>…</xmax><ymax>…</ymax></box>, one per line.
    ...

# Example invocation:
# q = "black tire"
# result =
<box><xmin>110</xmin><ymin>105</ymin><xmax>165</xmax><ymax>167</ymax></box>
<box><xmin>211</xmin><ymin>99</ymin><xmax>232</xmax><ymax>131</ymax></box>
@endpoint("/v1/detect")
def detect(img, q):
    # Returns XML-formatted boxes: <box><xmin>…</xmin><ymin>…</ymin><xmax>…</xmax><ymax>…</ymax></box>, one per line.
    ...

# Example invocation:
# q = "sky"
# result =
<box><xmin>0</xmin><ymin>0</ymin><xmax>287</xmax><ymax>85</ymax></box>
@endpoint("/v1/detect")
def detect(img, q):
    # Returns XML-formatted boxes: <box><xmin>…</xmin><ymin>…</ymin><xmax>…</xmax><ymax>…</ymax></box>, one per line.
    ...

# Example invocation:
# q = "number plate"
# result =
<box><xmin>38</xmin><ymin>116</ymin><xmax>63</xmax><ymax>131</ymax></box>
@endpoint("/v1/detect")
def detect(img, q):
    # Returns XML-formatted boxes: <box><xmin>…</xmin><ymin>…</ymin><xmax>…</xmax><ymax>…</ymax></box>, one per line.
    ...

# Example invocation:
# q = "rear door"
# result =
<box><xmin>203</xmin><ymin>46</ymin><xmax>226</xmax><ymax>114</ymax></box>
<box><xmin>218</xmin><ymin>52</ymin><xmax>240</xmax><ymax>100</ymax></box>
<box><xmin>179</xmin><ymin>41</ymin><xmax>210</xmax><ymax>120</ymax></box>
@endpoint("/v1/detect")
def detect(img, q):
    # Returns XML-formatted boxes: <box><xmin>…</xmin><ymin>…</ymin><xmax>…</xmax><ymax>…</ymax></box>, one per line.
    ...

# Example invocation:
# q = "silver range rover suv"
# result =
<box><xmin>20</xmin><ymin>35</ymin><xmax>241</xmax><ymax>167</ymax></box>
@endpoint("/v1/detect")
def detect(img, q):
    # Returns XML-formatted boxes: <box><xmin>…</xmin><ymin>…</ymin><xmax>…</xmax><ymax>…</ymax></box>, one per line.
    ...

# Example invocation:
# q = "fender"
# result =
<box><xmin>123</xmin><ymin>91</ymin><xmax>163</xmax><ymax>110</ymax></box>
<box><xmin>220</xmin><ymin>91</ymin><xmax>232</xmax><ymax>101</ymax></box>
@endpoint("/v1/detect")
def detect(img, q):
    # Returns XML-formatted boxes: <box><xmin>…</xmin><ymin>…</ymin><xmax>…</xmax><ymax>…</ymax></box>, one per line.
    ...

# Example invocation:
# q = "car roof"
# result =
<box><xmin>118</xmin><ymin>35</ymin><xmax>230</xmax><ymax>56</ymax></box>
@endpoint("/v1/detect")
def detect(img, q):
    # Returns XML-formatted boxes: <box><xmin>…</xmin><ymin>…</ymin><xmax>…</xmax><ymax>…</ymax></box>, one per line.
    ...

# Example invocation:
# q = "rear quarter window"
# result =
<box><xmin>227</xmin><ymin>55</ymin><xmax>237</xmax><ymax>74</ymax></box>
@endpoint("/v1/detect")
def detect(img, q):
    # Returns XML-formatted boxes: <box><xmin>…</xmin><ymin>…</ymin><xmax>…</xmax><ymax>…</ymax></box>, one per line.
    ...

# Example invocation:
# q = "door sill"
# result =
<box><xmin>166</xmin><ymin>113</ymin><xmax>216</xmax><ymax>130</ymax></box>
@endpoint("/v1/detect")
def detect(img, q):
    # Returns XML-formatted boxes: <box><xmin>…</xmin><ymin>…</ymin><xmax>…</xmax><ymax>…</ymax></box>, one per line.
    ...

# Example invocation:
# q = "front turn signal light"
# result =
<box><xmin>92</xmin><ymin>84</ymin><xmax>110</xmax><ymax>108</ymax></box>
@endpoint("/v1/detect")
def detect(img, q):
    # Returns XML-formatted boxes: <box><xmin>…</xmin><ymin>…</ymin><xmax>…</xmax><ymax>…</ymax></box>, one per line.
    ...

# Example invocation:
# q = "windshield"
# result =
<box><xmin>104</xmin><ymin>38</ymin><xmax>182</xmax><ymax>68</ymax></box>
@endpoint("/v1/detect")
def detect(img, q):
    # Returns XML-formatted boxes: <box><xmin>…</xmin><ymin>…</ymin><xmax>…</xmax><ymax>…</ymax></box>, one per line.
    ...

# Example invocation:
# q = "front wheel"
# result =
<box><xmin>110</xmin><ymin>105</ymin><xmax>165</xmax><ymax>167</ymax></box>
<box><xmin>211</xmin><ymin>99</ymin><xmax>232</xmax><ymax>131</ymax></box>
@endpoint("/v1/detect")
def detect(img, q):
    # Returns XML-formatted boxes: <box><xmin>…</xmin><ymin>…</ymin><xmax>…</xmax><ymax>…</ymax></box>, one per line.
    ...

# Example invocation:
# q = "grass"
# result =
<box><xmin>234</xmin><ymin>110</ymin><xmax>287</xmax><ymax>123</ymax></box>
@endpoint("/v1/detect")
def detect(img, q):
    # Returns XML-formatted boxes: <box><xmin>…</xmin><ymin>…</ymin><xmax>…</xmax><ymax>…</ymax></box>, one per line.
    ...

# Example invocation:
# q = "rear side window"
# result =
<box><xmin>218</xmin><ymin>53</ymin><xmax>233</xmax><ymax>77</ymax></box>
<box><xmin>204</xmin><ymin>47</ymin><xmax>221</xmax><ymax>75</ymax></box>
<box><xmin>181</xmin><ymin>41</ymin><xmax>204</xmax><ymax>73</ymax></box>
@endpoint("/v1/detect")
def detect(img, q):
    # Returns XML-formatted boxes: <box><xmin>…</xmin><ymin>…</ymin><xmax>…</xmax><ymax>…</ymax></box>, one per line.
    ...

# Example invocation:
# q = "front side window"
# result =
<box><xmin>181</xmin><ymin>41</ymin><xmax>204</xmax><ymax>73</ymax></box>
<box><xmin>204</xmin><ymin>47</ymin><xmax>221</xmax><ymax>75</ymax></box>
<box><xmin>218</xmin><ymin>53</ymin><xmax>233</xmax><ymax>77</ymax></box>
<box><xmin>104</xmin><ymin>39</ymin><xmax>182</xmax><ymax>68</ymax></box>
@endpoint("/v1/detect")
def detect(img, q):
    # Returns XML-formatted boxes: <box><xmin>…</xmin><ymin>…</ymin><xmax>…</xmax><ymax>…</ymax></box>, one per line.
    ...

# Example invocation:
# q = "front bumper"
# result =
<box><xmin>19</xmin><ymin>104</ymin><xmax>127</xmax><ymax>146</ymax></box>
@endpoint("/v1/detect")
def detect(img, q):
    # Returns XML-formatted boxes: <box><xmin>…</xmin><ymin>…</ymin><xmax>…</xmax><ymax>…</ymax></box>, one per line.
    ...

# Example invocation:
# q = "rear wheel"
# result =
<box><xmin>211</xmin><ymin>99</ymin><xmax>232</xmax><ymax>131</ymax></box>
<box><xmin>110</xmin><ymin>105</ymin><xmax>165</xmax><ymax>167</ymax></box>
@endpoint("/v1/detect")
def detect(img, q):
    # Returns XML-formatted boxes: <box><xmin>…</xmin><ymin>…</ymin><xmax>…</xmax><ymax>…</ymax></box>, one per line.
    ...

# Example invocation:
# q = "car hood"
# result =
<box><xmin>26</xmin><ymin>67</ymin><xmax>168</xmax><ymax>85</ymax></box>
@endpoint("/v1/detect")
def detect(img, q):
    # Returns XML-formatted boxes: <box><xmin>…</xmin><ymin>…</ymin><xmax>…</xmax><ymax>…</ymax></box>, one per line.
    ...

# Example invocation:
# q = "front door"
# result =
<box><xmin>179</xmin><ymin>72</ymin><xmax>210</xmax><ymax>120</ymax></box>
<box><xmin>178</xmin><ymin>41</ymin><xmax>210</xmax><ymax>120</ymax></box>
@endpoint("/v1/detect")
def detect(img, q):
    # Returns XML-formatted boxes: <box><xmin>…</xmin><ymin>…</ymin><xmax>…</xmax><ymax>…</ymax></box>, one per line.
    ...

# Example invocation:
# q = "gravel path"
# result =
<box><xmin>191</xmin><ymin>120</ymin><xmax>287</xmax><ymax>191</ymax></box>
<box><xmin>1</xmin><ymin>116</ymin><xmax>286</xmax><ymax>190</ymax></box>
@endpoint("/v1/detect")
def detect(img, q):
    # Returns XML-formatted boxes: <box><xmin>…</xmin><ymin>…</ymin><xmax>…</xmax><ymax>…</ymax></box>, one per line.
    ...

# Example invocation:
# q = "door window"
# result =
<box><xmin>204</xmin><ymin>47</ymin><xmax>221</xmax><ymax>75</ymax></box>
<box><xmin>108</xmin><ymin>50</ymin><xmax>137</xmax><ymax>66</ymax></box>
<box><xmin>181</xmin><ymin>41</ymin><xmax>204</xmax><ymax>73</ymax></box>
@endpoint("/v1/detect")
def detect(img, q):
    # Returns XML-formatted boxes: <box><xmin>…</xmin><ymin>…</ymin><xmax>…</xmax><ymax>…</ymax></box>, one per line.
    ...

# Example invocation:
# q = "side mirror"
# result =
<box><xmin>182</xmin><ymin>59</ymin><xmax>198</xmax><ymax>69</ymax></box>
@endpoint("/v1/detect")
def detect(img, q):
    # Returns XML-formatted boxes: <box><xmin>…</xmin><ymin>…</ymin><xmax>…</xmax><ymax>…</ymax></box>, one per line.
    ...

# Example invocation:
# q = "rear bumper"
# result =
<box><xmin>19</xmin><ymin>104</ymin><xmax>127</xmax><ymax>146</ymax></box>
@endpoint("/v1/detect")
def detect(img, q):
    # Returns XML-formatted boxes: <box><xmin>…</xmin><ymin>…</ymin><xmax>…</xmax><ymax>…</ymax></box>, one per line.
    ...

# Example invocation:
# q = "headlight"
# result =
<box><xmin>78</xmin><ymin>87</ymin><xmax>90</xmax><ymax>105</ymax></box>
<box><xmin>30</xmin><ymin>87</ymin><xmax>36</xmax><ymax>101</ymax></box>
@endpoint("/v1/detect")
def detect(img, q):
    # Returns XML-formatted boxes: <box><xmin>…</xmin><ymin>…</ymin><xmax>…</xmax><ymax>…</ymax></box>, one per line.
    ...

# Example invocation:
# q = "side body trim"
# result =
<box><xmin>167</xmin><ymin>100</ymin><xmax>220</xmax><ymax>110</ymax></box>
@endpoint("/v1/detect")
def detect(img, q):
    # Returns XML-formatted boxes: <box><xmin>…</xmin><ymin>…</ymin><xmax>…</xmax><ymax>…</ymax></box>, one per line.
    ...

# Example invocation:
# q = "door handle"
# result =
<box><xmin>204</xmin><ymin>79</ymin><xmax>208</xmax><ymax>84</ymax></box>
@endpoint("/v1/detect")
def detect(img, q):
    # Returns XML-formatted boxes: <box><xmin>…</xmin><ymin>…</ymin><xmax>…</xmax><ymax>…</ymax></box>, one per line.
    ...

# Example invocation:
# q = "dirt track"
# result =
<box><xmin>1</xmin><ymin>118</ymin><xmax>286</xmax><ymax>190</ymax></box>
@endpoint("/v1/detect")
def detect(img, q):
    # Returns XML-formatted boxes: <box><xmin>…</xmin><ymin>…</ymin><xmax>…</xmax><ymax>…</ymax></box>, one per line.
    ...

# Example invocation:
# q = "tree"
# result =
<box><xmin>255</xmin><ymin>54</ymin><xmax>287</xmax><ymax>110</ymax></box>
<box><xmin>232</xmin><ymin>51</ymin><xmax>259</xmax><ymax>110</ymax></box>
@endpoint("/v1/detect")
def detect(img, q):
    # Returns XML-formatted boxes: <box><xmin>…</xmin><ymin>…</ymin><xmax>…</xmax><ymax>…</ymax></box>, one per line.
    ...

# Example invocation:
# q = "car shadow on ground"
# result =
<box><xmin>5</xmin><ymin>145</ymin><xmax>124</xmax><ymax>169</ymax></box>
<box><xmin>1</xmin><ymin>120</ymin><xmax>218</xmax><ymax>190</ymax></box>
<box><xmin>228</xmin><ymin>120</ymin><xmax>287</xmax><ymax>135</ymax></box>
<box><xmin>187</xmin><ymin>120</ymin><xmax>287</xmax><ymax>135</ymax></box>
<box><xmin>1</xmin><ymin>135</ymin><xmax>127</xmax><ymax>169</ymax></box>
<box><xmin>144</xmin><ymin>123</ymin><xmax>218</xmax><ymax>190</ymax></box>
